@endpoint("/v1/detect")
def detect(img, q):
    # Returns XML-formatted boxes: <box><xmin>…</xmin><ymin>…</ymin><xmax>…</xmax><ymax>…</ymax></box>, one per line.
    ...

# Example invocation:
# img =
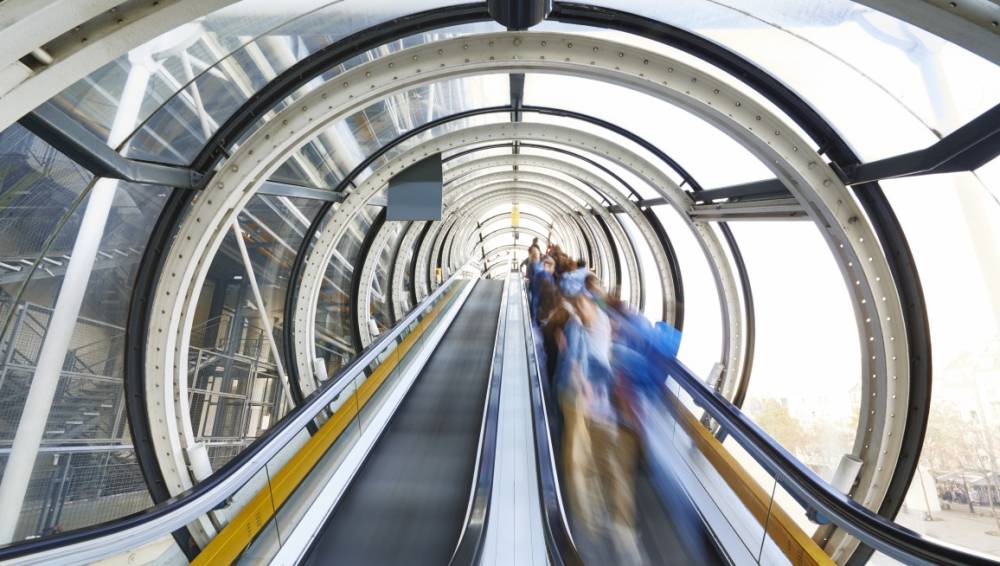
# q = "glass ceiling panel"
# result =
<box><xmin>524</xmin><ymin>74</ymin><xmax>773</xmax><ymax>190</ymax></box>
<box><xmin>49</xmin><ymin>0</ymin><xmax>476</xmax><ymax>151</ymax></box>
<box><xmin>261</xmin><ymin>74</ymin><xmax>509</xmax><ymax>191</ymax></box>
<box><xmin>582</xmin><ymin>0</ymin><xmax>1000</xmax><ymax>161</ymax></box>
<box><xmin>123</xmin><ymin>18</ymin><xmax>502</xmax><ymax>164</ymax></box>
<box><xmin>516</xmin><ymin>145</ymin><xmax>678</xmax><ymax>200</ymax></box>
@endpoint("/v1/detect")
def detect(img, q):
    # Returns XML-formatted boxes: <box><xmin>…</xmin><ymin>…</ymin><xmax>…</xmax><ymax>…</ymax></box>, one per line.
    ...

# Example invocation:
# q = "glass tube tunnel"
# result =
<box><xmin>0</xmin><ymin>1</ymin><xmax>998</xmax><ymax>564</ymax></box>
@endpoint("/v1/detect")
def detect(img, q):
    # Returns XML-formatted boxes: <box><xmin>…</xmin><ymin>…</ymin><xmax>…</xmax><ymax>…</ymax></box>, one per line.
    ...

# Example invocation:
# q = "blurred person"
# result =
<box><xmin>530</xmin><ymin>255</ymin><xmax>555</xmax><ymax>323</ymax></box>
<box><xmin>552</xmin><ymin>269</ymin><xmax>601</xmax><ymax>535</ymax></box>
<box><xmin>559</xmin><ymin>268</ymin><xmax>647</xmax><ymax>564</ymax></box>
<box><xmin>556</xmin><ymin>254</ymin><xmax>577</xmax><ymax>279</ymax></box>
<box><xmin>611</xmin><ymin>302</ymin><xmax>719</xmax><ymax>563</ymax></box>
<box><xmin>528</xmin><ymin>237</ymin><xmax>542</xmax><ymax>257</ymax></box>
<box><xmin>522</xmin><ymin>247</ymin><xmax>541</xmax><ymax>281</ymax></box>
<box><xmin>584</xmin><ymin>275</ymin><xmax>645</xmax><ymax>563</ymax></box>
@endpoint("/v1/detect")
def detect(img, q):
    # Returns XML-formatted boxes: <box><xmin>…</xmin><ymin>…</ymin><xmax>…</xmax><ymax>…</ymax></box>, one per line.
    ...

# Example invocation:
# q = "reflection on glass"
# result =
<box><xmin>729</xmin><ymin>221</ymin><xmax>860</xmax><ymax>483</ymax></box>
<box><xmin>187</xmin><ymin>194</ymin><xmax>324</xmax><ymax>471</ymax></box>
<box><xmin>0</xmin><ymin>122</ymin><xmax>168</xmax><ymax>542</ymax></box>
<box><xmin>883</xmin><ymin>173</ymin><xmax>1000</xmax><ymax>556</ymax></box>
<box><xmin>120</xmin><ymin>19</ymin><xmax>502</xmax><ymax>164</ymax></box>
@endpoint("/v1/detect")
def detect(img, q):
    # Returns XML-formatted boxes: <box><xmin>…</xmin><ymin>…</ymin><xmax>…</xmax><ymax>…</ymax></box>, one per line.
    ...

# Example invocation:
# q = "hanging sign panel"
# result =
<box><xmin>387</xmin><ymin>153</ymin><xmax>443</xmax><ymax>221</ymax></box>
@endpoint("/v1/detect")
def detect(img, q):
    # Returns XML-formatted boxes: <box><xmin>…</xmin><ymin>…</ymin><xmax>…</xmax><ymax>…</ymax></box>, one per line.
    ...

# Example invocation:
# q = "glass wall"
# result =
<box><xmin>728</xmin><ymin>220</ymin><xmax>862</xmax><ymax>484</ymax></box>
<box><xmin>0</xmin><ymin>126</ymin><xmax>169</xmax><ymax>540</ymax></box>
<box><xmin>313</xmin><ymin>205</ymin><xmax>379</xmax><ymax>381</ymax></box>
<box><xmin>881</xmin><ymin>173</ymin><xmax>1000</xmax><ymax>556</ymax></box>
<box><xmin>187</xmin><ymin>194</ymin><xmax>325</xmax><ymax>469</ymax></box>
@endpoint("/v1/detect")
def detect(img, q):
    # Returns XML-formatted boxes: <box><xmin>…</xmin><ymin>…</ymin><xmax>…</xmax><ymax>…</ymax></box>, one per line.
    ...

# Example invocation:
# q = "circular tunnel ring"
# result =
<box><xmin>145</xmin><ymin>35</ymin><xmax>904</xmax><ymax>545</ymax></box>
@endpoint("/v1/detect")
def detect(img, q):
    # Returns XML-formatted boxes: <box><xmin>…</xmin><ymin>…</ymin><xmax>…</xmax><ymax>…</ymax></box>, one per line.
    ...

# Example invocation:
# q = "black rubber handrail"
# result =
<box><xmin>0</xmin><ymin>269</ymin><xmax>472</xmax><ymax>563</ymax></box>
<box><xmin>663</xmin><ymin>357</ymin><xmax>998</xmax><ymax>566</ymax></box>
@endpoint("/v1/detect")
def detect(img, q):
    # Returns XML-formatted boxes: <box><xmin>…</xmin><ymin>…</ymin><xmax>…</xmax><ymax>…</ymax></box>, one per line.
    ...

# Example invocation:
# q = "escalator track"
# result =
<box><xmin>302</xmin><ymin>280</ymin><xmax>503</xmax><ymax>565</ymax></box>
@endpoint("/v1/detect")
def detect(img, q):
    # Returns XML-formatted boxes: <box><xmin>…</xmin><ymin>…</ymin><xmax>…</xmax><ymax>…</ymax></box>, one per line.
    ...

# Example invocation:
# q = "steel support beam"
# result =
<box><xmin>257</xmin><ymin>180</ymin><xmax>345</xmax><ymax>202</ymax></box>
<box><xmin>689</xmin><ymin>197</ymin><xmax>808</xmax><ymax>221</ymax></box>
<box><xmin>19</xmin><ymin>104</ymin><xmax>203</xmax><ymax>188</ymax></box>
<box><xmin>837</xmin><ymin>103</ymin><xmax>1000</xmax><ymax>185</ymax></box>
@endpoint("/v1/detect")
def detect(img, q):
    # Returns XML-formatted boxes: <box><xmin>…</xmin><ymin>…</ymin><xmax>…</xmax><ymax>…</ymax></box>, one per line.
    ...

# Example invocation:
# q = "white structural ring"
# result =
<box><xmin>144</xmin><ymin>33</ymin><xmax>907</xmax><ymax>557</ymax></box>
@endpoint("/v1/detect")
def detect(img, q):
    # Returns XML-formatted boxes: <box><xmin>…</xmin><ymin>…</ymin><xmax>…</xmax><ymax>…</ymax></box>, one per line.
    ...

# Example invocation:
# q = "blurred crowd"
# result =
<box><xmin>522</xmin><ymin>238</ymin><xmax>682</xmax><ymax>564</ymax></box>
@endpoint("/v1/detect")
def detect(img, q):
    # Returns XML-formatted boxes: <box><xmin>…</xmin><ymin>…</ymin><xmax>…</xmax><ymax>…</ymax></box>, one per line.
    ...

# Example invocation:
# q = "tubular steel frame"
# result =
<box><xmin>95</xmin><ymin>5</ymin><xmax>936</xmax><ymax>558</ymax></box>
<box><xmin>136</xmin><ymin>36</ymin><xmax>911</xmax><ymax>562</ymax></box>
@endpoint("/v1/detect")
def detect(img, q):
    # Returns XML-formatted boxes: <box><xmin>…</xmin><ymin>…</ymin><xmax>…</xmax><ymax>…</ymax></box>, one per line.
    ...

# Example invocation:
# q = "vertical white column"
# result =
<box><xmin>231</xmin><ymin>220</ymin><xmax>295</xmax><ymax>408</ymax></box>
<box><xmin>0</xmin><ymin>60</ymin><xmax>151</xmax><ymax>543</ymax></box>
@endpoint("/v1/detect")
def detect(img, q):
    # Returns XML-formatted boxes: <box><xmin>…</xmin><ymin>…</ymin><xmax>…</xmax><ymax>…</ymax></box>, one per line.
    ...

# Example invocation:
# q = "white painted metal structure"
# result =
<box><xmin>1</xmin><ymin>1</ymin><xmax>997</xmax><ymax>563</ymax></box>
<box><xmin>139</xmin><ymin>37</ymin><xmax>908</xmax><ymax>563</ymax></box>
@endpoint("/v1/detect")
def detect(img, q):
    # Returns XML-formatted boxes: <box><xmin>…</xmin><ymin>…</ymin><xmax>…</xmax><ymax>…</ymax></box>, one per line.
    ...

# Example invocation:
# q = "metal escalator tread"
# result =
<box><xmin>302</xmin><ymin>280</ymin><xmax>504</xmax><ymax>566</ymax></box>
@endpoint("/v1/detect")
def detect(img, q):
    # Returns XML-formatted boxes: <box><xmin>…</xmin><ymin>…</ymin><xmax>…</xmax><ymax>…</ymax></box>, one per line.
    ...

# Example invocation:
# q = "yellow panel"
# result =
<box><xmin>192</xmin><ymin>287</ymin><xmax>460</xmax><ymax>564</ymax></box>
<box><xmin>667</xmin><ymin>392</ymin><xmax>834</xmax><ymax>566</ymax></box>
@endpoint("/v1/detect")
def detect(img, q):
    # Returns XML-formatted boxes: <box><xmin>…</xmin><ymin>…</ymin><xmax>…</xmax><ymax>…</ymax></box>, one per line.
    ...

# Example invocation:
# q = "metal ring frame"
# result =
<box><xmin>439</xmin><ymin>180</ymin><xmax>618</xmax><ymax>282</ymax></box>
<box><xmin>132</xmin><ymin>30</ymin><xmax>918</xmax><ymax>560</ymax></box>
<box><xmin>442</xmin><ymin>175</ymin><xmax>639</xmax><ymax>304</ymax></box>
<box><xmin>429</xmin><ymin>188</ymin><xmax>602</xmax><ymax>292</ymax></box>
<box><xmin>444</xmin><ymin>193</ymin><xmax>608</xmax><ymax>286</ymax></box>
<box><xmin>443</xmin><ymin>155</ymin><xmax>676</xmax><ymax>317</ymax></box>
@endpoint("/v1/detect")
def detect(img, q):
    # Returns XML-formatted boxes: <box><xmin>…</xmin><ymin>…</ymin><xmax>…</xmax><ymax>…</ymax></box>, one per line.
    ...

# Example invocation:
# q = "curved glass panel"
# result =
<box><xmin>617</xmin><ymin>212</ymin><xmax>664</xmax><ymax>320</ymax></box>
<box><xmin>367</xmin><ymin>221</ymin><xmax>407</xmax><ymax>335</ymax></box>
<box><xmin>652</xmin><ymin>206</ymin><xmax>724</xmax><ymax>378</ymax></box>
<box><xmin>882</xmin><ymin>172</ymin><xmax>1000</xmax><ymax>556</ymax></box>
<box><xmin>187</xmin><ymin>194</ymin><xmax>325</xmax><ymax>470</ymax></box>
<box><xmin>524</xmin><ymin>74</ymin><xmax>773</xmax><ymax>190</ymax></box>
<box><xmin>583</xmin><ymin>0</ymin><xmax>1000</xmax><ymax>161</ymax></box>
<box><xmin>266</xmin><ymin>75</ymin><xmax>510</xmax><ymax>192</ymax></box>
<box><xmin>121</xmin><ymin>19</ymin><xmax>501</xmax><ymax>163</ymax></box>
<box><xmin>728</xmin><ymin>221</ymin><xmax>861</xmax><ymax>483</ymax></box>
<box><xmin>0</xmin><ymin>180</ymin><xmax>168</xmax><ymax>541</ymax></box>
<box><xmin>51</xmin><ymin>1</ymin><xmax>475</xmax><ymax>149</ymax></box>
<box><xmin>312</xmin><ymin>205</ymin><xmax>379</xmax><ymax>379</ymax></box>
<box><xmin>0</xmin><ymin>125</ymin><xmax>172</xmax><ymax>540</ymax></box>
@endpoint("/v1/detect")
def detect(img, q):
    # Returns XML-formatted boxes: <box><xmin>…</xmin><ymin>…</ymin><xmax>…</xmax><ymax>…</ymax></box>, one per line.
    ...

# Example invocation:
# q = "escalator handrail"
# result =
<box><xmin>0</xmin><ymin>265</ymin><xmax>475</xmax><ymax>563</ymax></box>
<box><xmin>519</xmin><ymin>280</ymin><xmax>584</xmax><ymax>566</ymax></box>
<box><xmin>664</xmin><ymin>356</ymin><xmax>998</xmax><ymax>566</ymax></box>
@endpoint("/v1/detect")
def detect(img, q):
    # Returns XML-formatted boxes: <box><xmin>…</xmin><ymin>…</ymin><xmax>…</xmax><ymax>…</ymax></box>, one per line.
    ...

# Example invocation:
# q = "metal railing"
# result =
<box><xmin>663</xmin><ymin>357</ymin><xmax>999</xmax><ymax>566</ymax></box>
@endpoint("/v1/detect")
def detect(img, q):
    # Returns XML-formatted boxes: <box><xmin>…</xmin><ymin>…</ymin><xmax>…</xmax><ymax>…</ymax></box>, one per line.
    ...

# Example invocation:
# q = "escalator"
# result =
<box><xmin>2</xmin><ymin>275</ymin><xmax>998</xmax><ymax>566</ymax></box>
<box><xmin>302</xmin><ymin>280</ymin><xmax>503</xmax><ymax>565</ymax></box>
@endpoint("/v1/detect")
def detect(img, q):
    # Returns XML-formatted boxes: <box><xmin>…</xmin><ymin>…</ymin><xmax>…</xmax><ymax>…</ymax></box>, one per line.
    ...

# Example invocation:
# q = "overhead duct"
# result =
<box><xmin>487</xmin><ymin>0</ymin><xmax>551</xmax><ymax>30</ymax></box>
